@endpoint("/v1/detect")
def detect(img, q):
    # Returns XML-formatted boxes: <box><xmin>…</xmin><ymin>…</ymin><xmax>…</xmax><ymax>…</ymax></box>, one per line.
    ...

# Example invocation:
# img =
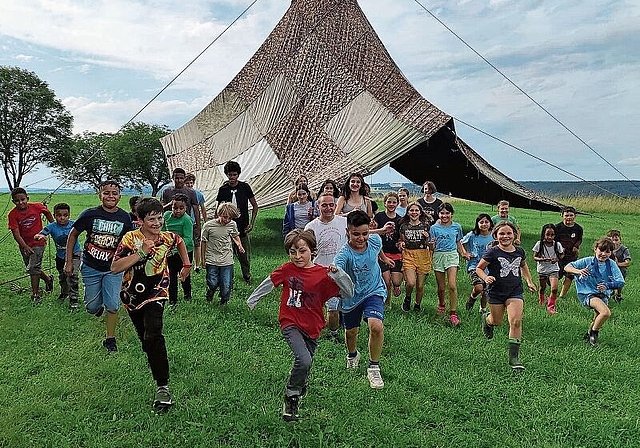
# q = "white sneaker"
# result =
<box><xmin>346</xmin><ymin>351</ymin><xmax>360</xmax><ymax>369</ymax></box>
<box><xmin>367</xmin><ymin>365</ymin><xmax>384</xmax><ymax>389</ymax></box>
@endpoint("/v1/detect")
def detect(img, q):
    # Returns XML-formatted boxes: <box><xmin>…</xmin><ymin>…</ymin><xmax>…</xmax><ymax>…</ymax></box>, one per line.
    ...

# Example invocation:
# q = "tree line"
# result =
<box><xmin>0</xmin><ymin>66</ymin><xmax>171</xmax><ymax>195</ymax></box>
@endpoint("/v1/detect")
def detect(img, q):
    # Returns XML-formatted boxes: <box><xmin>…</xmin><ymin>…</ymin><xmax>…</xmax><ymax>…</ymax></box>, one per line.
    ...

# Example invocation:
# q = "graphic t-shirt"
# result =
<box><xmin>271</xmin><ymin>262</ymin><xmax>340</xmax><ymax>339</ymax></box>
<box><xmin>216</xmin><ymin>181</ymin><xmax>255</xmax><ymax>236</ymax></box>
<box><xmin>532</xmin><ymin>241</ymin><xmax>564</xmax><ymax>274</ymax></box>
<box><xmin>555</xmin><ymin>222</ymin><xmax>583</xmax><ymax>261</ymax></box>
<box><xmin>334</xmin><ymin>233</ymin><xmax>386</xmax><ymax>311</ymax></box>
<box><xmin>113</xmin><ymin>229</ymin><xmax>182</xmax><ymax>311</ymax></box>
<box><xmin>41</xmin><ymin>221</ymin><xmax>82</xmax><ymax>258</ymax></box>
<box><xmin>400</xmin><ymin>222</ymin><xmax>430</xmax><ymax>250</ymax></box>
<box><xmin>417</xmin><ymin>197</ymin><xmax>443</xmax><ymax>225</ymax></box>
<box><xmin>305</xmin><ymin>216</ymin><xmax>347</xmax><ymax>267</ymax></box>
<box><xmin>482</xmin><ymin>246</ymin><xmax>527</xmax><ymax>300</ymax></box>
<box><xmin>430</xmin><ymin>221</ymin><xmax>463</xmax><ymax>253</ymax></box>
<box><xmin>73</xmin><ymin>206</ymin><xmax>133</xmax><ymax>271</ymax></box>
<box><xmin>8</xmin><ymin>203</ymin><xmax>50</xmax><ymax>247</ymax></box>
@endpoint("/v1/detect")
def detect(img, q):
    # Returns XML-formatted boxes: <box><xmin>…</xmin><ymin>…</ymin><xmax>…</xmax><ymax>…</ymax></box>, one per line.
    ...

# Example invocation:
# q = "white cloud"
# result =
<box><xmin>14</xmin><ymin>54</ymin><xmax>33</xmax><ymax>61</ymax></box>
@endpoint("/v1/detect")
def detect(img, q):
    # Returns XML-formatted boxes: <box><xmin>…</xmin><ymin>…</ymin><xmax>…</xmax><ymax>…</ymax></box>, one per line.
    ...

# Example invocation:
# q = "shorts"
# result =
<box><xmin>21</xmin><ymin>246</ymin><xmax>45</xmax><ymax>275</ymax></box>
<box><xmin>578</xmin><ymin>292</ymin><xmax>608</xmax><ymax>308</ymax></box>
<box><xmin>326</xmin><ymin>297</ymin><xmax>340</xmax><ymax>312</ymax></box>
<box><xmin>559</xmin><ymin>257</ymin><xmax>577</xmax><ymax>279</ymax></box>
<box><xmin>487</xmin><ymin>293</ymin><xmax>523</xmax><ymax>305</ymax></box>
<box><xmin>343</xmin><ymin>295</ymin><xmax>384</xmax><ymax>329</ymax></box>
<box><xmin>432</xmin><ymin>250</ymin><xmax>459</xmax><ymax>272</ymax></box>
<box><xmin>538</xmin><ymin>271</ymin><xmax>559</xmax><ymax>281</ymax></box>
<box><xmin>379</xmin><ymin>257</ymin><xmax>403</xmax><ymax>273</ymax></box>
<box><xmin>468</xmin><ymin>270</ymin><xmax>485</xmax><ymax>287</ymax></box>
<box><xmin>80</xmin><ymin>263</ymin><xmax>123</xmax><ymax>314</ymax></box>
<box><xmin>402</xmin><ymin>249</ymin><xmax>431</xmax><ymax>275</ymax></box>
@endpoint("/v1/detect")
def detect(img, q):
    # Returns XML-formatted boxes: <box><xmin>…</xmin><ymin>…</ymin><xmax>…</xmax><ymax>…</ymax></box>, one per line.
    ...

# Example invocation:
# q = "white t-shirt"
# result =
<box><xmin>304</xmin><ymin>216</ymin><xmax>348</xmax><ymax>267</ymax></box>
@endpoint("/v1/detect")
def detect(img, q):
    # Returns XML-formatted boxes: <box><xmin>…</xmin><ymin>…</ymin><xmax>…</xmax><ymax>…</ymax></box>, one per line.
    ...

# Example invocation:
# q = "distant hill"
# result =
<box><xmin>519</xmin><ymin>181</ymin><xmax>640</xmax><ymax>198</ymax></box>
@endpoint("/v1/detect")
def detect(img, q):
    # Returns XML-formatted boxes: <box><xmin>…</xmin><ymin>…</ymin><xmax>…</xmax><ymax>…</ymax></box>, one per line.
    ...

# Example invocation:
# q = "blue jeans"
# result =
<box><xmin>81</xmin><ymin>263</ymin><xmax>123</xmax><ymax>314</ymax></box>
<box><xmin>206</xmin><ymin>264</ymin><xmax>234</xmax><ymax>302</ymax></box>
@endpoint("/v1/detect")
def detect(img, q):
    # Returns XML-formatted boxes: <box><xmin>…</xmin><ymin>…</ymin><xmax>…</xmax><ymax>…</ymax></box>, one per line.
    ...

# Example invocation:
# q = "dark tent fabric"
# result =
<box><xmin>161</xmin><ymin>0</ymin><xmax>563</xmax><ymax>212</ymax></box>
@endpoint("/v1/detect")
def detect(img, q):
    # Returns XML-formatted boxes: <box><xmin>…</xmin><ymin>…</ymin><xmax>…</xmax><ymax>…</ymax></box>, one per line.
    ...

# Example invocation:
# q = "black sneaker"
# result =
<box><xmin>69</xmin><ymin>300</ymin><xmax>79</xmax><ymax>311</ymax></box>
<box><xmin>282</xmin><ymin>395</ymin><xmax>299</xmax><ymax>422</ymax></box>
<box><xmin>206</xmin><ymin>288</ymin><xmax>214</xmax><ymax>302</ymax></box>
<box><xmin>402</xmin><ymin>297</ymin><xmax>411</xmax><ymax>312</ymax></box>
<box><xmin>244</xmin><ymin>277</ymin><xmax>251</xmax><ymax>285</ymax></box>
<box><xmin>31</xmin><ymin>295</ymin><xmax>42</xmax><ymax>305</ymax></box>
<box><xmin>413</xmin><ymin>303</ymin><xmax>421</xmax><ymax>312</ymax></box>
<box><xmin>103</xmin><ymin>337</ymin><xmax>118</xmax><ymax>353</ymax></box>
<box><xmin>44</xmin><ymin>276</ymin><xmax>54</xmax><ymax>292</ymax></box>
<box><xmin>481</xmin><ymin>312</ymin><xmax>494</xmax><ymax>339</ymax></box>
<box><xmin>465</xmin><ymin>295</ymin><xmax>476</xmax><ymax>311</ymax></box>
<box><xmin>57</xmin><ymin>293</ymin><xmax>67</xmax><ymax>302</ymax></box>
<box><xmin>588</xmin><ymin>331</ymin><xmax>599</xmax><ymax>347</ymax></box>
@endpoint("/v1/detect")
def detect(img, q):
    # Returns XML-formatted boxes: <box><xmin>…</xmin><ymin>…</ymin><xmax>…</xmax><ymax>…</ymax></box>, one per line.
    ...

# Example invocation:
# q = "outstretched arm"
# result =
<box><xmin>328</xmin><ymin>266</ymin><xmax>354</xmax><ymax>298</ymax></box>
<box><xmin>247</xmin><ymin>277</ymin><xmax>275</xmax><ymax>310</ymax></box>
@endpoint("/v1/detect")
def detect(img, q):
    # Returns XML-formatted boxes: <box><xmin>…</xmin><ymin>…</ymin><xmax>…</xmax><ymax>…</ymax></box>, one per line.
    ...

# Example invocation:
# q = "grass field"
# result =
<box><xmin>1</xmin><ymin>193</ymin><xmax>639</xmax><ymax>447</ymax></box>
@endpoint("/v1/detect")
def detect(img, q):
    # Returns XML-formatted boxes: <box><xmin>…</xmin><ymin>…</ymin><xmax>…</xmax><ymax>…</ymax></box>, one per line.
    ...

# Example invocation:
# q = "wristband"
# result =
<box><xmin>182</xmin><ymin>264</ymin><xmax>192</xmax><ymax>268</ymax></box>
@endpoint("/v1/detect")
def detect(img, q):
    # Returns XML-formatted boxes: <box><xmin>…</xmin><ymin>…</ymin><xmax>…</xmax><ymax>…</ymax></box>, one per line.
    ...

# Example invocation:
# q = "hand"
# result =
<box><xmin>484</xmin><ymin>275</ymin><xmax>496</xmax><ymax>285</ymax></box>
<box><xmin>22</xmin><ymin>246</ymin><xmax>34</xmax><ymax>256</ymax></box>
<box><xmin>328</xmin><ymin>264</ymin><xmax>338</xmax><ymax>273</ymax></box>
<box><xmin>238</xmin><ymin>245</ymin><xmax>246</xmax><ymax>254</ymax></box>
<box><xmin>179</xmin><ymin>266</ymin><xmax>191</xmax><ymax>281</ymax></box>
<box><xmin>141</xmin><ymin>238</ymin><xmax>155</xmax><ymax>256</ymax></box>
<box><xmin>384</xmin><ymin>258</ymin><xmax>395</xmax><ymax>268</ymax></box>
<box><xmin>596</xmin><ymin>282</ymin><xmax>606</xmax><ymax>293</ymax></box>
<box><xmin>527</xmin><ymin>282</ymin><xmax>537</xmax><ymax>293</ymax></box>
<box><xmin>245</xmin><ymin>223</ymin><xmax>254</xmax><ymax>234</ymax></box>
<box><xmin>462</xmin><ymin>251</ymin><xmax>472</xmax><ymax>260</ymax></box>
<box><xmin>63</xmin><ymin>261</ymin><xmax>74</xmax><ymax>276</ymax></box>
<box><xmin>33</xmin><ymin>233</ymin><xmax>45</xmax><ymax>241</ymax></box>
<box><xmin>382</xmin><ymin>222</ymin><xmax>395</xmax><ymax>235</ymax></box>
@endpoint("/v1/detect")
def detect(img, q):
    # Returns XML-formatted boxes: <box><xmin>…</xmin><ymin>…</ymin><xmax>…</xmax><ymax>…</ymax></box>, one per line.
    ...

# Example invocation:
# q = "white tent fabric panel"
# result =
<box><xmin>325</xmin><ymin>90</ymin><xmax>427</xmax><ymax>171</ymax></box>
<box><xmin>247</xmin><ymin>74</ymin><xmax>299</xmax><ymax>134</ymax></box>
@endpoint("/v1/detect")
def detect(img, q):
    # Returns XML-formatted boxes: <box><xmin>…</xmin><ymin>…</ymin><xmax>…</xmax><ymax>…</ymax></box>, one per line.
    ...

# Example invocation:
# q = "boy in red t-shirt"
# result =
<box><xmin>8</xmin><ymin>188</ymin><xmax>55</xmax><ymax>303</ymax></box>
<box><xmin>247</xmin><ymin>229</ymin><xmax>353</xmax><ymax>423</ymax></box>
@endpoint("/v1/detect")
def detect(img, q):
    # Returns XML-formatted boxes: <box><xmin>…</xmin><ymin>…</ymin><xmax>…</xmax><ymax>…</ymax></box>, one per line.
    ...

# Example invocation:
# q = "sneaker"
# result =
<box><xmin>153</xmin><ymin>386</ymin><xmax>173</xmax><ymax>409</ymax></box>
<box><xmin>613</xmin><ymin>293</ymin><xmax>623</xmax><ymax>303</ymax></box>
<box><xmin>583</xmin><ymin>331</ymin><xmax>590</xmax><ymax>341</ymax></box>
<box><xmin>618</xmin><ymin>294</ymin><xmax>624</xmax><ymax>303</ymax></box>
<box><xmin>102</xmin><ymin>337</ymin><xmax>118</xmax><ymax>353</ymax></box>
<box><xmin>588</xmin><ymin>332</ymin><xmax>599</xmax><ymax>347</ymax></box>
<box><xmin>402</xmin><ymin>297</ymin><xmax>411</xmax><ymax>312</ymax></box>
<box><xmin>31</xmin><ymin>294</ymin><xmax>42</xmax><ymax>304</ymax></box>
<box><xmin>547</xmin><ymin>304</ymin><xmax>557</xmax><ymax>315</ymax></box>
<box><xmin>367</xmin><ymin>365</ymin><xmax>385</xmax><ymax>389</ymax></box>
<box><xmin>194</xmin><ymin>266</ymin><xmax>201</xmax><ymax>274</ymax></box>
<box><xmin>413</xmin><ymin>303</ymin><xmax>421</xmax><ymax>312</ymax></box>
<box><xmin>329</xmin><ymin>331</ymin><xmax>343</xmax><ymax>344</ymax></box>
<box><xmin>346</xmin><ymin>351</ymin><xmax>360</xmax><ymax>369</ymax></box>
<box><xmin>57</xmin><ymin>293</ymin><xmax>67</xmax><ymax>302</ymax></box>
<box><xmin>219</xmin><ymin>298</ymin><xmax>229</xmax><ymax>306</ymax></box>
<box><xmin>509</xmin><ymin>358</ymin><xmax>525</xmax><ymax>370</ymax></box>
<box><xmin>481</xmin><ymin>312</ymin><xmax>494</xmax><ymax>339</ymax></box>
<box><xmin>69</xmin><ymin>300</ymin><xmax>79</xmax><ymax>311</ymax></box>
<box><xmin>44</xmin><ymin>276</ymin><xmax>54</xmax><ymax>292</ymax></box>
<box><xmin>437</xmin><ymin>303</ymin><xmax>446</xmax><ymax>314</ymax></box>
<box><xmin>244</xmin><ymin>277</ymin><xmax>251</xmax><ymax>285</ymax></box>
<box><xmin>393</xmin><ymin>286</ymin><xmax>401</xmax><ymax>297</ymax></box>
<box><xmin>282</xmin><ymin>395</ymin><xmax>299</xmax><ymax>422</ymax></box>
<box><xmin>465</xmin><ymin>295</ymin><xmax>476</xmax><ymax>311</ymax></box>
<box><xmin>450</xmin><ymin>314</ymin><xmax>461</xmax><ymax>326</ymax></box>
<box><xmin>479</xmin><ymin>307</ymin><xmax>486</xmax><ymax>315</ymax></box>
<box><xmin>206</xmin><ymin>288</ymin><xmax>214</xmax><ymax>302</ymax></box>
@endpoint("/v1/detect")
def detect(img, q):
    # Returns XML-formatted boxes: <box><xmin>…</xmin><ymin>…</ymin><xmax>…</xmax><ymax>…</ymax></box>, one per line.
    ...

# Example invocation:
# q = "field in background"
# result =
<box><xmin>1</xmin><ymin>193</ymin><xmax>639</xmax><ymax>447</ymax></box>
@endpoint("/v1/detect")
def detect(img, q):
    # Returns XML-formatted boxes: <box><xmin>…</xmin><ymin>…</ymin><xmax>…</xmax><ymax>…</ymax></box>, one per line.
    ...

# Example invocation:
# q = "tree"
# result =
<box><xmin>0</xmin><ymin>66</ymin><xmax>73</xmax><ymax>190</ymax></box>
<box><xmin>47</xmin><ymin>131</ymin><xmax>120</xmax><ymax>191</ymax></box>
<box><xmin>107</xmin><ymin>122</ymin><xmax>171</xmax><ymax>196</ymax></box>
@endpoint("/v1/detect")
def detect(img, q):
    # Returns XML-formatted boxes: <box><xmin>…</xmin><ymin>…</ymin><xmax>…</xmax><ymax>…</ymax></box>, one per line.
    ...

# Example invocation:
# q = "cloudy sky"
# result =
<box><xmin>1</xmin><ymin>0</ymin><xmax>639</xmax><ymax>190</ymax></box>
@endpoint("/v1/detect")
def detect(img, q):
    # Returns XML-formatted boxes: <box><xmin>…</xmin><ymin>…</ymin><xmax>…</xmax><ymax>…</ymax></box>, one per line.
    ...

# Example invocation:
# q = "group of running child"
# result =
<box><xmin>7</xmin><ymin>171</ymin><xmax>631</xmax><ymax>422</ymax></box>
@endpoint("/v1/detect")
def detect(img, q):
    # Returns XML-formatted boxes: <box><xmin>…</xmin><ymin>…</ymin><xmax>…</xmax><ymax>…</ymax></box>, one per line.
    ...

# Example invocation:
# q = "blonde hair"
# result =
<box><xmin>217</xmin><ymin>202</ymin><xmax>240</xmax><ymax>219</ymax></box>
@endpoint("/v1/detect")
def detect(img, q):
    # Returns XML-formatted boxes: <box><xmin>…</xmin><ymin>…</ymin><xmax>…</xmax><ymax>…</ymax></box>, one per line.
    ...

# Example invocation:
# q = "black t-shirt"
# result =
<box><xmin>216</xmin><ymin>181</ymin><xmax>255</xmax><ymax>236</ymax></box>
<box><xmin>482</xmin><ymin>246</ymin><xmax>526</xmax><ymax>300</ymax></box>
<box><xmin>555</xmin><ymin>222</ymin><xmax>583</xmax><ymax>261</ymax></box>
<box><xmin>417</xmin><ymin>197</ymin><xmax>443</xmax><ymax>225</ymax></box>
<box><xmin>373</xmin><ymin>212</ymin><xmax>401</xmax><ymax>255</ymax></box>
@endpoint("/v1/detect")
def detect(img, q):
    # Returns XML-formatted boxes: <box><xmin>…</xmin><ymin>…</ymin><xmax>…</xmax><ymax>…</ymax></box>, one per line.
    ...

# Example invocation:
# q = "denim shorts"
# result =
<box><xmin>326</xmin><ymin>296</ymin><xmax>340</xmax><ymax>312</ymax></box>
<box><xmin>81</xmin><ymin>263</ymin><xmax>123</xmax><ymax>314</ymax></box>
<box><xmin>343</xmin><ymin>295</ymin><xmax>384</xmax><ymax>329</ymax></box>
<box><xmin>578</xmin><ymin>292</ymin><xmax>608</xmax><ymax>308</ymax></box>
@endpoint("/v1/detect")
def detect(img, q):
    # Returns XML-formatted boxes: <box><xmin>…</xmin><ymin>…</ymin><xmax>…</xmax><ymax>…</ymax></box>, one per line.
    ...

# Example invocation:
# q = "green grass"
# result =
<box><xmin>1</xmin><ymin>194</ymin><xmax>639</xmax><ymax>447</ymax></box>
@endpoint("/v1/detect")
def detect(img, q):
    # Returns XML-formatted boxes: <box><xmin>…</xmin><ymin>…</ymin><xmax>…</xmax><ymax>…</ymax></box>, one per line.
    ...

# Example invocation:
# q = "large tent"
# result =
<box><xmin>160</xmin><ymin>0</ymin><xmax>563</xmax><ymax>212</ymax></box>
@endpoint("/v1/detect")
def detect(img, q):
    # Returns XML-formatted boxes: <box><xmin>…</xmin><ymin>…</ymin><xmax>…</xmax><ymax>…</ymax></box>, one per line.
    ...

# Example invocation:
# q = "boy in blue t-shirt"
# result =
<box><xmin>34</xmin><ymin>203</ymin><xmax>82</xmax><ymax>309</ymax></box>
<box><xmin>334</xmin><ymin>210</ymin><xmax>394</xmax><ymax>389</ymax></box>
